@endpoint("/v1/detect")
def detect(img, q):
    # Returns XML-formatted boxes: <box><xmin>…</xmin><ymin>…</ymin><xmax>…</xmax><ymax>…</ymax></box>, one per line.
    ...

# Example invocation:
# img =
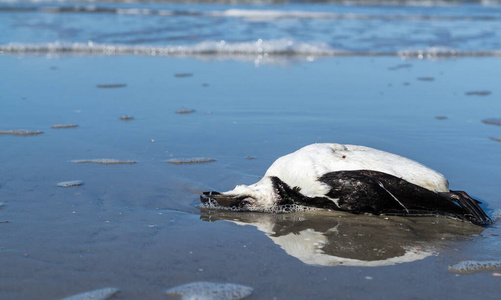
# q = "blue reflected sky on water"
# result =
<box><xmin>1</xmin><ymin>1</ymin><xmax>501</xmax><ymax>299</ymax></box>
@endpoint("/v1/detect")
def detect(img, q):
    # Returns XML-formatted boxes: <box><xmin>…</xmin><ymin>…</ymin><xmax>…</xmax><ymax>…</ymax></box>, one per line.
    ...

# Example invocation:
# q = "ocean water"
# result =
<box><xmin>2</xmin><ymin>0</ymin><xmax>501</xmax><ymax>61</ymax></box>
<box><xmin>1</xmin><ymin>1</ymin><xmax>501</xmax><ymax>300</ymax></box>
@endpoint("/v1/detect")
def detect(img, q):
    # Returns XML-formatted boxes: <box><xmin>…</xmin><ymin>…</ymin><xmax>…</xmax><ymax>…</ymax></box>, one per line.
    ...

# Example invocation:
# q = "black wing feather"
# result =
<box><xmin>318</xmin><ymin>170</ymin><xmax>491</xmax><ymax>226</ymax></box>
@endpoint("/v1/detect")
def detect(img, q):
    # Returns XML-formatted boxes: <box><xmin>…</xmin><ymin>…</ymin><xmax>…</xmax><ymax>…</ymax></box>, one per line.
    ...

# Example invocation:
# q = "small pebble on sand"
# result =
<box><xmin>483</xmin><ymin>119</ymin><xmax>501</xmax><ymax>126</ymax></box>
<box><xmin>96</xmin><ymin>84</ymin><xmax>127</xmax><ymax>88</ymax></box>
<box><xmin>71</xmin><ymin>159</ymin><xmax>136</xmax><ymax>165</ymax></box>
<box><xmin>119</xmin><ymin>116</ymin><xmax>134</xmax><ymax>121</ymax></box>
<box><xmin>167</xmin><ymin>158</ymin><xmax>215</xmax><ymax>165</ymax></box>
<box><xmin>60</xmin><ymin>287</ymin><xmax>120</xmax><ymax>300</ymax></box>
<box><xmin>0</xmin><ymin>130</ymin><xmax>44</xmax><ymax>136</ymax></box>
<box><xmin>166</xmin><ymin>281</ymin><xmax>252</xmax><ymax>300</ymax></box>
<box><xmin>175</xmin><ymin>109</ymin><xmax>196</xmax><ymax>114</ymax></box>
<box><xmin>57</xmin><ymin>181</ymin><xmax>84</xmax><ymax>188</ymax></box>
<box><xmin>51</xmin><ymin>124</ymin><xmax>79</xmax><ymax>129</ymax></box>
<box><xmin>465</xmin><ymin>91</ymin><xmax>491</xmax><ymax>96</ymax></box>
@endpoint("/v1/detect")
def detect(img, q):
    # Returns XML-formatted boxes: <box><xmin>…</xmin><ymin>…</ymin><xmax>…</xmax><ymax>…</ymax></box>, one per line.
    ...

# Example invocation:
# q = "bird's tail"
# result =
<box><xmin>450</xmin><ymin>191</ymin><xmax>492</xmax><ymax>226</ymax></box>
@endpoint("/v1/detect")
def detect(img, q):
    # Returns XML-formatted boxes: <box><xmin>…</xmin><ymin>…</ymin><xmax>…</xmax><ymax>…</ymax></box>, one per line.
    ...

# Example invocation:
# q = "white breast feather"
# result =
<box><xmin>223</xmin><ymin>143</ymin><xmax>449</xmax><ymax>208</ymax></box>
<box><xmin>263</xmin><ymin>143</ymin><xmax>449</xmax><ymax>198</ymax></box>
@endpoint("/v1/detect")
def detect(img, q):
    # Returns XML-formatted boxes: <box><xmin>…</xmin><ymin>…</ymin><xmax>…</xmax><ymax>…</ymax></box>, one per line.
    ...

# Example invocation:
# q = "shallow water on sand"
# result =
<box><xmin>1</xmin><ymin>55</ymin><xmax>501</xmax><ymax>299</ymax></box>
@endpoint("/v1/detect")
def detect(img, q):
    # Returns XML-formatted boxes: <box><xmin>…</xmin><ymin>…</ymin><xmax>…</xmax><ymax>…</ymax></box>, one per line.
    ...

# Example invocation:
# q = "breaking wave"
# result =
<box><xmin>2</xmin><ymin>0</ymin><xmax>501</xmax><ymax>6</ymax></box>
<box><xmin>1</xmin><ymin>5</ymin><xmax>500</xmax><ymax>21</ymax></box>
<box><xmin>2</xmin><ymin>41</ymin><xmax>501</xmax><ymax>60</ymax></box>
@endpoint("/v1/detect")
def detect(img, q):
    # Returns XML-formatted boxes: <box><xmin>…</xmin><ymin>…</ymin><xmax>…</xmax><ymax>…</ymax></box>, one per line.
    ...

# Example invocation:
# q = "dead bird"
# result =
<box><xmin>201</xmin><ymin>143</ymin><xmax>492</xmax><ymax>226</ymax></box>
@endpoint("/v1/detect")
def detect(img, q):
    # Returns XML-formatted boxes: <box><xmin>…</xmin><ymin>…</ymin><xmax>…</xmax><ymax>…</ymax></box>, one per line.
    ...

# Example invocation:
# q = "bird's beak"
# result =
<box><xmin>200</xmin><ymin>191</ymin><xmax>253</xmax><ymax>208</ymax></box>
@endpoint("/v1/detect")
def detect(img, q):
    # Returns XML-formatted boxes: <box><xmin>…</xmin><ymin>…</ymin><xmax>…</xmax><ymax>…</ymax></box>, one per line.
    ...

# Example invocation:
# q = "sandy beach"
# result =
<box><xmin>1</xmin><ymin>53</ymin><xmax>500</xmax><ymax>299</ymax></box>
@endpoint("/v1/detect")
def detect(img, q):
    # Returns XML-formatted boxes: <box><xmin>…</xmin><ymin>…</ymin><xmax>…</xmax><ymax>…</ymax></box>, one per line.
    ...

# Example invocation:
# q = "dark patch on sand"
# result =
<box><xmin>0</xmin><ymin>130</ymin><xmax>44</xmax><ymax>136</ymax></box>
<box><xmin>175</xmin><ymin>109</ymin><xmax>196</xmax><ymax>114</ymax></box>
<box><xmin>483</xmin><ymin>119</ymin><xmax>501</xmax><ymax>126</ymax></box>
<box><xmin>96</xmin><ymin>84</ymin><xmax>127</xmax><ymax>88</ymax></box>
<box><xmin>417</xmin><ymin>77</ymin><xmax>435</xmax><ymax>81</ymax></box>
<box><xmin>465</xmin><ymin>91</ymin><xmax>491</xmax><ymax>96</ymax></box>
<box><xmin>71</xmin><ymin>159</ymin><xmax>136</xmax><ymax>165</ymax></box>
<box><xmin>436</xmin><ymin>116</ymin><xmax>448</xmax><ymax>120</ymax></box>
<box><xmin>388</xmin><ymin>63</ymin><xmax>412</xmax><ymax>71</ymax></box>
<box><xmin>174</xmin><ymin>73</ymin><xmax>193</xmax><ymax>78</ymax></box>
<box><xmin>51</xmin><ymin>124</ymin><xmax>79</xmax><ymax>129</ymax></box>
<box><xmin>119</xmin><ymin>116</ymin><xmax>134</xmax><ymax>121</ymax></box>
<box><xmin>167</xmin><ymin>158</ymin><xmax>215</xmax><ymax>165</ymax></box>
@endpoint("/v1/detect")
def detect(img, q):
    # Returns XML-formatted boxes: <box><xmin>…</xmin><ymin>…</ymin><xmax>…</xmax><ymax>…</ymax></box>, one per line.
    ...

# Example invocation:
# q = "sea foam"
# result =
<box><xmin>200</xmin><ymin>199</ymin><xmax>321</xmax><ymax>213</ymax></box>
<box><xmin>3</xmin><ymin>41</ymin><xmax>498</xmax><ymax>60</ymax></box>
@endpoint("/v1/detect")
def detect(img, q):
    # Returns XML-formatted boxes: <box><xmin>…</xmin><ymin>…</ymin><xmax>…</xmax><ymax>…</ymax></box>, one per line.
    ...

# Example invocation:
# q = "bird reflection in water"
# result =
<box><xmin>199</xmin><ymin>209</ymin><xmax>483</xmax><ymax>267</ymax></box>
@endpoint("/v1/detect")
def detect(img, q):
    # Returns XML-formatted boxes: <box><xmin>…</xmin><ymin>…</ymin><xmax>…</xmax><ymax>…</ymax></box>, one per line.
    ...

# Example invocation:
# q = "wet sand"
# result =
<box><xmin>1</xmin><ymin>55</ymin><xmax>501</xmax><ymax>300</ymax></box>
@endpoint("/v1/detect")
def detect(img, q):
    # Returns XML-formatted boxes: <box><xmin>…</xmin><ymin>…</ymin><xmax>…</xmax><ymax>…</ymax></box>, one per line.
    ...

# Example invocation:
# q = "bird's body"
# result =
<box><xmin>201</xmin><ymin>143</ymin><xmax>492</xmax><ymax>226</ymax></box>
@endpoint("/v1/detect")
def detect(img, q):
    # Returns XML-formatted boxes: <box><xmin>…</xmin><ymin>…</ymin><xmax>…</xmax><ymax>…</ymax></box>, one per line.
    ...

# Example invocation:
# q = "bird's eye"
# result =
<box><xmin>239</xmin><ymin>197</ymin><xmax>254</xmax><ymax>207</ymax></box>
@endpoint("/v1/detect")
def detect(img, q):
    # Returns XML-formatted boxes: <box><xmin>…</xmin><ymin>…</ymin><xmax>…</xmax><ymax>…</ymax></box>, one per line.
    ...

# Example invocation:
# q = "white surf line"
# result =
<box><xmin>1</xmin><ymin>42</ymin><xmax>501</xmax><ymax>58</ymax></box>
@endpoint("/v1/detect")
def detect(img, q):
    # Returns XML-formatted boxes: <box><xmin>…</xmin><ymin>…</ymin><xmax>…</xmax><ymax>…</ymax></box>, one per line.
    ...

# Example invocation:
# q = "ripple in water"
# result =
<box><xmin>60</xmin><ymin>287</ymin><xmax>120</xmax><ymax>300</ymax></box>
<box><xmin>483</xmin><ymin>119</ymin><xmax>501</xmax><ymax>126</ymax></box>
<box><xmin>51</xmin><ymin>124</ymin><xmax>79</xmax><ymax>129</ymax></box>
<box><xmin>71</xmin><ymin>159</ymin><xmax>136</xmax><ymax>164</ymax></box>
<box><xmin>167</xmin><ymin>158</ymin><xmax>216</xmax><ymax>165</ymax></box>
<box><xmin>0</xmin><ymin>130</ymin><xmax>44</xmax><ymax>136</ymax></box>
<box><xmin>96</xmin><ymin>84</ymin><xmax>127</xmax><ymax>88</ymax></box>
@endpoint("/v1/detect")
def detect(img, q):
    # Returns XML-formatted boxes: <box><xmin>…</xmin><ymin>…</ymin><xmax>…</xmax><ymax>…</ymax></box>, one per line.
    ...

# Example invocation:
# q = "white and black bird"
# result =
<box><xmin>201</xmin><ymin>143</ymin><xmax>492</xmax><ymax>226</ymax></box>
